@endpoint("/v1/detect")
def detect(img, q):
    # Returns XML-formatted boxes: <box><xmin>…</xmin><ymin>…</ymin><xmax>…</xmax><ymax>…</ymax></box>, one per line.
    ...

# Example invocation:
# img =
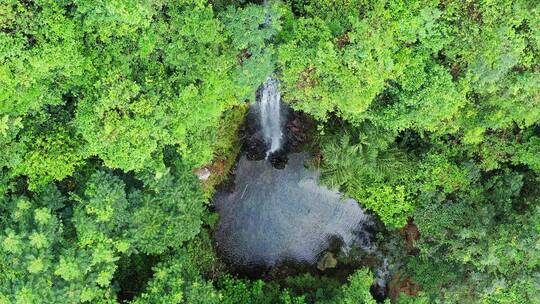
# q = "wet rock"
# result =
<box><xmin>241</xmin><ymin>107</ymin><xmax>268</xmax><ymax>161</ymax></box>
<box><xmin>317</xmin><ymin>252</ymin><xmax>338</xmax><ymax>271</ymax></box>
<box><xmin>245</xmin><ymin>137</ymin><xmax>267</xmax><ymax>161</ymax></box>
<box><xmin>268</xmin><ymin>151</ymin><xmax>288</xmax><ymax>169</ymax></box>
<box><xmin>285</xmin><ymin>111</ymin><xmax>315</xmax><ymax>152</ymax></box>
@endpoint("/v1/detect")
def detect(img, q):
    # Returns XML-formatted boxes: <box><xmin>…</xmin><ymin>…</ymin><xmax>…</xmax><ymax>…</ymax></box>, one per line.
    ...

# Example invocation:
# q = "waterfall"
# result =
<box><xmin>259</xmin><ymin>77</ymin><xmax>283</xmax><ymax>156</ymax></box>
<box><xmin>257</xmin><ymin>0</ymin><xmax>281</xmax><ymax>157</ymax></box>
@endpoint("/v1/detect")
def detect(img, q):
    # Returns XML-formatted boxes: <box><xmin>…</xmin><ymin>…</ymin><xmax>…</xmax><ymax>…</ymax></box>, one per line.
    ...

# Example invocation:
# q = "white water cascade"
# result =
<box><xmin>259</xmin><ymin>77</ymin><xmax>283</xmax><ymax>156</ymax></box>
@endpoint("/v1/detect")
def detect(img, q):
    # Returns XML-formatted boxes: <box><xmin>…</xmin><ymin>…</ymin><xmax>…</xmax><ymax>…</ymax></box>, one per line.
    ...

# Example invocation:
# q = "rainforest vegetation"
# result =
<box><xmin>1</xmin><ymin>0</ymin><xmax>539</xmax><ymax>303</ymax></box>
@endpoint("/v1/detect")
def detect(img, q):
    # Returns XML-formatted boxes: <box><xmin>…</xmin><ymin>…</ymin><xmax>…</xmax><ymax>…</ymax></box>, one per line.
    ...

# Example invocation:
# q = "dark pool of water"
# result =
<box><xmin>213</xmin><ymin>153</ymin><xmax>373</xmax><ymax>271</ymax></box>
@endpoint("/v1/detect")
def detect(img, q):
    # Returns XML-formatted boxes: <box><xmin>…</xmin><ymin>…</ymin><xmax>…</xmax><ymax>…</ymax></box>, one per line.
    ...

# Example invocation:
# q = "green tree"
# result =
<box><xmin>320</xmin><ymin>126</ymin><xmax>414</xmax><ymax>227</ymax></box>
<box><xmin>0</xmin><ymin>186</ymin><xmax>119</xmax><ymax>303</ymax></box>
<box><xmin>130</xmin><ymin>250</ymin><xmax>221</xmax><ymax>304</ymax></box>
<box><xmin>128</xmin><ymin>164</ymin><xmax>207</xmax><ymax>254</ymax></box>
<box><xmin>322</xmin><ymin>268</ymin><xmax>379</xmax><ymax>304</ymax></box>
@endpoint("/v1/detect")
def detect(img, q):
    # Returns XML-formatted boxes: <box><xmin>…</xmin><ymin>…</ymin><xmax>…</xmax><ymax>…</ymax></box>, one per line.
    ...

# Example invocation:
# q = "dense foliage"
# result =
<box><xmin>1</xmin><ymin>0</ymin><xmax>539</xmax><ymax>303</ymax></box>
<box><xmin>276</xmin><ymin>1</ymin><xmax>540</xmax><ymax>302</ymax></box>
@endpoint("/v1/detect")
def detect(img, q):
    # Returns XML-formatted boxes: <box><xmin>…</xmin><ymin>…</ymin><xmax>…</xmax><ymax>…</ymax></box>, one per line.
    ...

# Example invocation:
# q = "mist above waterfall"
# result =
<box><xmin>258</xmin><ymin>77</ymin><xmax>283</xmax><ymax>156</ymax></box>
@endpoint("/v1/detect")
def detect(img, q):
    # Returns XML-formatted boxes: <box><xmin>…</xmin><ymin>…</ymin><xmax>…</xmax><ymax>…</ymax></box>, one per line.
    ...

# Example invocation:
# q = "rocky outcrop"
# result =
<box><xmin>193</xmin><ymin>167</ymin><xmax>211</xmax><ymax>181</ymax></box>
<box><xmin>317</xmin><ymin>252</ymin><xmax>338</xmax><ymax>271</ymax></box>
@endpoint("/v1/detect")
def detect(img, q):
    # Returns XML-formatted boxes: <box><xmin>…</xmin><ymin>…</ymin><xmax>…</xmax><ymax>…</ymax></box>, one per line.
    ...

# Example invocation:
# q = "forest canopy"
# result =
<box><xmin>1</xmin><ymin>0</ymin><xmax>539</xmax><ymax>303</ymax></box>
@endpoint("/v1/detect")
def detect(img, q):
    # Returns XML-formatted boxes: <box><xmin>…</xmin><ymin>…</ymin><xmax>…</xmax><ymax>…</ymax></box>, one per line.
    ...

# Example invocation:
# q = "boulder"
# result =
<box><xmin>194</xmin><ymin>167</ymin><xmax>211</xmax><ymax>181</ymax></box>
<box><xmin>317</xmin><ymin>252</ymin><xmax>338</xmax><ymax>271</ymax></box>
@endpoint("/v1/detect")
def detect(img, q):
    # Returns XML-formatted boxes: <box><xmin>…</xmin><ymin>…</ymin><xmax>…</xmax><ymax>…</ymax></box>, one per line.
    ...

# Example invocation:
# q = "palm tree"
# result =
<box><xmin>320</xmin><ymin>127</ymin><xmax>407</xmax><ymax>193</ymax></box>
